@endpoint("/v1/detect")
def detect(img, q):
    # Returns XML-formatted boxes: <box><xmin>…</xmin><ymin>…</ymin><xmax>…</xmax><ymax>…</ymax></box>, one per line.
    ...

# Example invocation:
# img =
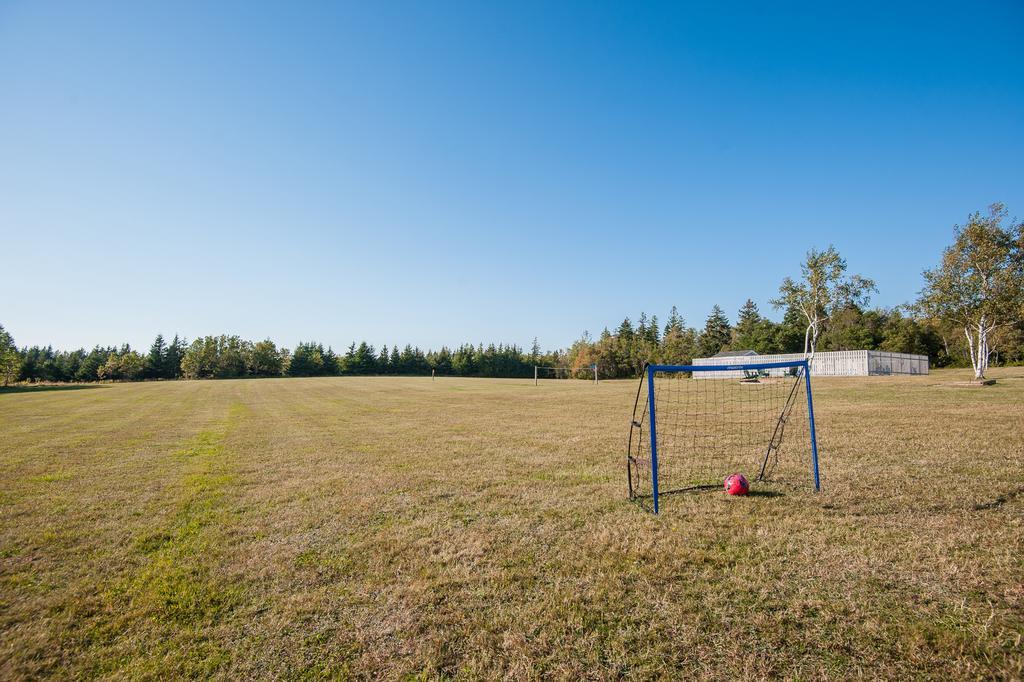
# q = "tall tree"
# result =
<box><xmin>0</xmin><ymin>324</ymin><xmax>21</xmax><ymax>386</ymax></box>
<box><xmin>451</xmin><ymin>344</ymin><xmax>476</xmax><ymax>376</ymax></box>
<box><xmin>616</xmin><ymin>318</ymin><xmax>634</xmax><ymax>342</ymax></box>
<box><xmin>733</xmin><ymin>299</ymin><xmax>781</xmax><ymax>353</ymax></box>
<box><xmin>349</xmin><ymin>342</ymin><xmax>377</xmax><ymax>375</ymax></box>
<box><xmin>215</xmin><ymin>336</ymin><xmax>248</xmax><ymax>378</ymax></box>
<box><xmin>697</xmin><ymin>305</ymin><xmax>732</xmax><ymax>358</ymax></box>
<box><xmin>77</xmin><ymin>346</ymin><xmax>111</xmax><ymax>381</ymax></box>
<box><xmin>165</xmin><ymin>335</ymin><xmax>185</xmax><ymax>378</ymax></box>
<box><xmin>735</xmin><ymin>299</ymin><xmax>760</xmax><ymax>331</ymax></box>
<box><xmin>732</xmin><ymin>300</ymin><xmax>761</xmax><ymax>349</ymax></box>
<box><xmin>647</xmin><ymin>315</ymin><xmax>660</xmax><ymax>345</ymax></box>
<box><xmin>663</xmin><ymin>306</ymin><xmax>684</xmax><ymax>338</ymax></box>
<box><xmin>637</xmin><ymin>313</ymin><xmax>650</xmax><ymax>343</ymax></box>
<box><xmin>322</xmin><ymin>346</ymin><xmax>340</xmax><ymax>376</ymax></box>
<box><xmin>289</xmin><ymin>342</ymin><xmax>325</xmax><ymax>377</ymax></box>
<box><xmin>771</xmin><ymin>245</ymin><xmax>876</xmax><ymax>357</ymax></box>
<box><xmin>659</xmin><ymin>309</ymin><xmax>697</xmax><ymax>365</ymax></box>
<box><xmin>181</xmin><ymin>337</ymin><xmax>219</xmax><ymax>379</ymax></box>
<box><xmin>879</xmin><ymin>309</ymin><xmax>942</xmax><ymax>358</ymax></box>
<box><xmin>249</xmin><ymin>339</ymin><xmax>283</xmax><ymax>376</ymax></box>
<box><xmin>432</xmin><ymin>346</ymin><xmax>453</xmax><ymax>375</ymax></box>
<box><xmin>919</xmin><ymin>204</ymin><xmax>1023</xmax><ymax>380</ymax></box>
<box><xmin>819</xmin><ymin>305</ymin><xmax>875</xmax><ymax>351</ymax></box>
<box><xmin>98</xmin><ymin>348</ymin><xmax>145</xmax><ymax>381</ymax></box>
<box><xmin>145</xmin><ymin>334</ymin><xmax>167</xmax><ymax>379</ymax></box>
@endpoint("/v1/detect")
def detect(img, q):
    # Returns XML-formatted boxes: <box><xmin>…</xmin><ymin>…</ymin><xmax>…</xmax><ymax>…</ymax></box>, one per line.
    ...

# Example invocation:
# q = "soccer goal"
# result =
<box><xmin>534</xmin><ymin>364</ymin><xmax>599</xmax><ymax>385</ymax></box>
<box><xmin>627</xmin><ymin>359</ymin><xmax>820</xmax><ymax>513</ymax></box>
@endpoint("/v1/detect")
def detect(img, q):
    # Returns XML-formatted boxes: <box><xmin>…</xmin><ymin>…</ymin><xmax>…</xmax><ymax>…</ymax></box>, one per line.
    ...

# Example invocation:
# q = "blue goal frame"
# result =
<box><xmin>644</xmin><ymin>359</ymin><xmax>820</xmax><ymax>514</ymax></box>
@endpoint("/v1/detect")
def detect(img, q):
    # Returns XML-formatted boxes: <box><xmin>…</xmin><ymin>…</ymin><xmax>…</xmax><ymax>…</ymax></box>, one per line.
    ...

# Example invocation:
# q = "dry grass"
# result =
<box><xmin>1</xmin><ymin>369</ymin><xmax>1022</xmax><ymax>679</ymax></box>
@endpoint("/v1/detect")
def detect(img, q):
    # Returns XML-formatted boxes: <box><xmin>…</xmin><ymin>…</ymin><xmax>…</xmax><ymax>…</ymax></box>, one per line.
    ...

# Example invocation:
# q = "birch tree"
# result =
<box><xmin>919</xmin><ymin>204</ymin><xmax>1024</xmax><ymax>381</ymax></box>
<box><xmin>770</xmin><ymin>246</ymin><xmax>876</xmax><ymax>358</ymax></box>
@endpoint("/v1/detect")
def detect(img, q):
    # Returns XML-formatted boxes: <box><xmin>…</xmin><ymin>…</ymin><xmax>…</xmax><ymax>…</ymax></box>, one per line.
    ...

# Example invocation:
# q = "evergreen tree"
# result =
<box><xmin>647</xmin><ymin>315</ymin><xmax>660</xmax><ymax>344</ymax></box>
<box><xmin>697</xmin><ymin>305</ymin><xmax>732</xmax><ymax>357</ymax></box>
<box><xmin>433</xmin><ymin>346</ymin><xmax>453</xmax><ymax>375</ymax></box>
<box><xmin>145</xmin><ymin>334</ymin><xmax>167</xmax><ymax>379</ymax></box>
<box><xmin>55</xmin><ymin>350</ymin><xmax>83</xmax><ymax>382</ymax></box>
<box><xmin>349</xmin><ymin>342</ymin><xmax>377</xmax><ymax>374</ymax></box>
<box><xmin>451</xmin><ymin>344</ymin><xmax>476</xmax><ymax>375</ymax></box>
<box><xmin>774</xmin><ymin>304</ymin><xmax>807</xmax><ymax>353</ymax></box>
<box><xmin>664</xmin><ymin>306</ymin><xmax>684</xmax><ymax>337</ymax></box>
<box><xmin>76</xmin><ymin>346</ymin><xmax>109</xmax><ymax>381</ymax></box>
<box><xmin>288</xmin><ymin>342</ymin><xmax>325</xmax><ymax>377</ymax></box>
<box><xmin>617</xmin><ymin>317</ymin><xmax>634</xmax><ymax>341</ymax></box>
<box><xmin>165</xmin><ymin>335</ymin><xmax>185</xmax><ymax>378</ymax></box>
<box><xmin>659</xmin><ymin>309</ymin><xmax>697</xmax><ymax>365</ymax></box>
<box><xmin>736</xmin><ymin>300</ymin><xmax>782</xmax><ymax>353</ymax></box>
<box><xmin>736</xmin><ymin>300</ymin><xmax>760</xmax><ymax>332</ymax></box>
<box><xmin>411</xmin><ymin>346</ymin><xmax>431</xmax><ymax>374</ymax></box>
<box><xmin>637</xmin><ymin>313</ymin><xmax>649</xmax><ymax>342</ymax></box>
<box><xmin>322</xmin><ymin>346</ymin><xmax>340</xmax><ymax>375</ymax></box>
<box><xmin>0</xmin><ymin>324</ymin><xmax>21</xmax><ymax>386</ymax></box>
<box><xmin>341</xmin><ymin>343</ymin><xmax>357</xmax><ymax>374</ymax></box>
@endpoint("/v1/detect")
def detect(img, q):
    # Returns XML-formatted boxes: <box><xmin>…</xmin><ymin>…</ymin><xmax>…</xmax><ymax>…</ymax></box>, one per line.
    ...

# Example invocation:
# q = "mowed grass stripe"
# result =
<box><xmin>84</xmin><ymin>402</ymin><xmax>250</xmax><ymax>678</ymax></box>
<box><xmin>1</xmin><ymin>386</ymin><xmax>253</xmax><ymax>678</ymax></box>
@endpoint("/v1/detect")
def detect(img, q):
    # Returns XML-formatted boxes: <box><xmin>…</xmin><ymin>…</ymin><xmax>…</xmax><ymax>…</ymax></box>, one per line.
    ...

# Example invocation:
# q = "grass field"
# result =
<box><xmin>1</xmin><ymin>369</ymin><xmax>1022</xmax><ymax>679</ymax></box>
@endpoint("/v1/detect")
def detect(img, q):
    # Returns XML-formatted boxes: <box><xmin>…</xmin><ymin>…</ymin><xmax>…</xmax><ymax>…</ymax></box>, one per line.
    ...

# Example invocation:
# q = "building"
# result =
<box><xmin>691</xmin><ymin>350</ymin><xmax>929</xmax><ymax>378</ymax></box>
<box><xmin>711</xmin><ymin>349</ymin><xmax>758</xmax><ymax>358</ymax></box>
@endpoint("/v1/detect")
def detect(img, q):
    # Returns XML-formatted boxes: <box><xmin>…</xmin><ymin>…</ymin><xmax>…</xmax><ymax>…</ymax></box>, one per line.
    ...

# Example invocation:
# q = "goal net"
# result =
<box><xmin>627</xmin><ymin>360</ymin><xmax>820</xmax><ymax>513</ymax></box>
<box><xmin>534</xmin><ymin>365</ymin><xmax>598</xmax><ymax>384</ymax></box>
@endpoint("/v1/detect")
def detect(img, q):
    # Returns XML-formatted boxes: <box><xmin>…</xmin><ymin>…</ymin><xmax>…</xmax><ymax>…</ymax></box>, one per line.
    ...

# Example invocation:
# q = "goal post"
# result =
<box><xmin>628</xmin><ymin>359</ymin><xmax>820</xmax><ymax>513</ymax></box>
<box><xmin>534</xmin><ymin>364</ymin><xmax>599</xmax><ymax>385</ymax></box>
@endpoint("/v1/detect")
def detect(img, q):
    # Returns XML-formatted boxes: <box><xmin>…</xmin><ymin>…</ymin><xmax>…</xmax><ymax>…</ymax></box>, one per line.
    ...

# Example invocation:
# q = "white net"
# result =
<box><xmin>535</xmin><ymin>366</ymin><xmax>597</xmax><ymax>381</ymax></box>
<box><xmin>628</xmin><ymin>363</ymin><xmax>819</xmax><ymax>511</ymax></box>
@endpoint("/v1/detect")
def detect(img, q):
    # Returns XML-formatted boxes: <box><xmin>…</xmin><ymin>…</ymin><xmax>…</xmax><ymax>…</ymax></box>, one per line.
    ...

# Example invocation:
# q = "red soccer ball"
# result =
<box><xmin>724</xmin><ymin>473</ymin><xmax>750</xmax><ymax>496</ymax></box>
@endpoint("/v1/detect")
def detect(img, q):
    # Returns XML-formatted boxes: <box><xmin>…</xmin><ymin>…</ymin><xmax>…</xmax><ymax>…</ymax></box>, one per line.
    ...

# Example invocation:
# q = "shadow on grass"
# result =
<box><xmin>0</xmin><ymin>384</ymin><xmax>108</xmax><ymax>395</ymax></box>
<box><xmin>974</xmin><ymin>487</ymin><xmax>1023</xmax><ymax>511</ymax></box>
<box><xmin>647</xmin><ymin>487</ymin><xmax>787</xmax><ymax>502</ymax></box>
<box><xmin>746</xmin><ymin>489</ymin><xmax>785</xmax><ymax>499</ymax></box>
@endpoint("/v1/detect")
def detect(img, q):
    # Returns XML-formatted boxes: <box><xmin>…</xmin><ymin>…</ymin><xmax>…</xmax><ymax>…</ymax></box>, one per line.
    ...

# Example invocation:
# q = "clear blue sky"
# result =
<box><xmin>2</xmin><ymin>2</ymin><xmax>1022</xmax><ymax>353</ymax></box>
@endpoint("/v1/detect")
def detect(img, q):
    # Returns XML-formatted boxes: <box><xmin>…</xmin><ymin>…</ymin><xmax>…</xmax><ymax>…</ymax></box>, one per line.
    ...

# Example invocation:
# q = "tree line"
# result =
<box><xmin>1</xmin><ymin>331</ymin><xmax>565</xmax><ymax>384</ymax></box>
<box><xmin>3</xmin><ymin>299</ymin><xmax>1015</xmax><ymax>386</ymax></box>
<box><xmin>562</xmin><ymin>301</ymin><xmax>958</xmax><ymax>380</ymax></box>
<box><xmin>2</xmin><ymin>204</ymin><xmax>1020</xmax><ymax>385</ymax></box>
<box><xmin>565</xmin><ymin>203</ymin><xmax>1021</xmax><ymax>381</ymax></box>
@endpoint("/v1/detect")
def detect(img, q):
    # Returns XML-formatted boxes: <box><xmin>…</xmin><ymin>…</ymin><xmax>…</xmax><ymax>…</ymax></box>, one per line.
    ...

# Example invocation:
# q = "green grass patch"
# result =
<box><xmin>28</xmin><ymin>470</ymin><xmax>72</xmax><ymax>484</ymax></box>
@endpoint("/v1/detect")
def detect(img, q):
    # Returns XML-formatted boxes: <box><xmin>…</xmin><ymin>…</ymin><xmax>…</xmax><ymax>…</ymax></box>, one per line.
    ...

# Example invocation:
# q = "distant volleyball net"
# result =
<box><xmin>534</xmin><ymin>364</ymin><xmax>598</xmax><ymax>385</ymax></box>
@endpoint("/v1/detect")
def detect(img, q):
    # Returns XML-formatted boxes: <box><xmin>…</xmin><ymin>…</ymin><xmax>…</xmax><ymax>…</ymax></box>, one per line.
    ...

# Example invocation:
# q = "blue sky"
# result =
<box><xmin>2</xmin><ymin>2</ymin><xmax>1022</xmax><ymax>352</ymax></box>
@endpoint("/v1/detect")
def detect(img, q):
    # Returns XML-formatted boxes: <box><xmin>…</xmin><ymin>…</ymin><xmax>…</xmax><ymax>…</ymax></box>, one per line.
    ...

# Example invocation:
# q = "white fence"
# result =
<box><xmin>689</xmin><ymin>350</ymin><xmax>928</xmax><ymax>378</ymax></box>
<box><xmin>866</xmin><ymin>351</ymin><xmax>929</xmax><ymax>376</ymax></box>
